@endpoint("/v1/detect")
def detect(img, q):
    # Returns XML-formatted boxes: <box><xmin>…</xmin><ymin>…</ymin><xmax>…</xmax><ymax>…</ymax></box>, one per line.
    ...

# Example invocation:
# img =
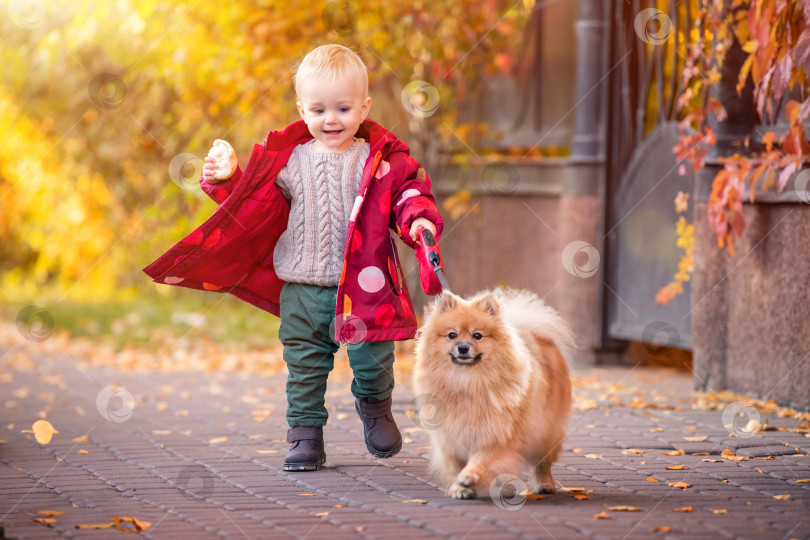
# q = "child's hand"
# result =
<box><xmin>202</xmin><ymin>139</ymin><xmax>237</xmax><ymax>183</ymax></box>
<box><xmin>410</xmin><ymin>218</ymin><xmax>437</xmax><ymax>243</ymax></box>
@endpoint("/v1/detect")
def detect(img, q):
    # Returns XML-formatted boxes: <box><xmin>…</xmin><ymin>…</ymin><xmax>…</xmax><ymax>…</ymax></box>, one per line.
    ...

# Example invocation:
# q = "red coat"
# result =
<box><xmin>144</xmin><ymin>120</ymin><xmax>443</xmax><ymax>342</ymax></box>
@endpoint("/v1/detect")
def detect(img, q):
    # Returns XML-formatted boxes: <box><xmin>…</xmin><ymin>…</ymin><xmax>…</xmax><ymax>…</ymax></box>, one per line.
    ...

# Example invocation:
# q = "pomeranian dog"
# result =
<box><xmin>413</xmin><ymin>288</ymin><xmax>573</xmax><ymax>499</ymax></box>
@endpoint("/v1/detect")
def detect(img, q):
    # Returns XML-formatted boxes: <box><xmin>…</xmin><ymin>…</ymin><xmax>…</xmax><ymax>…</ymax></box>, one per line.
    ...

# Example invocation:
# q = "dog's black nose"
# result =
<box><xmin>456</xmin><ymin>343</ymin><xmax>470</xmax><ymax>356</ymax></box>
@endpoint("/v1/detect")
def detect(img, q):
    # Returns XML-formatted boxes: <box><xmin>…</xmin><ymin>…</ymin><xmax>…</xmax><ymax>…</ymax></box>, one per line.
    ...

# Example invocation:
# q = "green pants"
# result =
<box><xmin>279</xmin><ymin>282</ymin><xmax>395</xmax><ymax>427</ymax></box>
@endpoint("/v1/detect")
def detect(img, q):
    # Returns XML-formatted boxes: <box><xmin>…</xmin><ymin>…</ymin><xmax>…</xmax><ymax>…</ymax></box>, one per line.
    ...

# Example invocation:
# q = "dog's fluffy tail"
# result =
<box><xmin>488</xmin><ymin>288</ymin><xmax>577</xmax><ymax>353</ymax></box>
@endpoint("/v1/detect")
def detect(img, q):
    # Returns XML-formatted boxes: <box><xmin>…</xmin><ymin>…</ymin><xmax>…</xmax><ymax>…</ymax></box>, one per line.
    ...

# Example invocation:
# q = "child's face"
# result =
<box><xmin>297</xmin><ymin>75</ymin><xmax>371</xmax><ymax>153</ymax></box>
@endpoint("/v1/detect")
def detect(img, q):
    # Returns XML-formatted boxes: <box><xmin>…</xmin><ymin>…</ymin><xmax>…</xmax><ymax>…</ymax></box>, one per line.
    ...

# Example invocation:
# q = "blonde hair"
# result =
<box><xmin>294</xmin><ymin>45</ymin><xmax>369</xmax><ymax>98</ymax></box>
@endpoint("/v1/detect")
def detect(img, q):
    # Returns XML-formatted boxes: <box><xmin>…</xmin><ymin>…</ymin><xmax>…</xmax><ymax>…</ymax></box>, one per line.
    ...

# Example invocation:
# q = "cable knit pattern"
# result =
<box><xmin>274</xmin><ymin>139</ymin><xmax>370</xmax><ymax>286</ymax></box>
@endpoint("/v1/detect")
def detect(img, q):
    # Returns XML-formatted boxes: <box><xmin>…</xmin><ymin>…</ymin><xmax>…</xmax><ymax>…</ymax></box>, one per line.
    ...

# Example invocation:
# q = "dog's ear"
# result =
<box><xmin>434</xmin><ymin>291</ymin><xmax>460</xmax><ymax>313</ymax></box>
<box><xmin>473</xmin><ymin>293</ymin><xmax>499</xmax><ymax>317</ymax></box>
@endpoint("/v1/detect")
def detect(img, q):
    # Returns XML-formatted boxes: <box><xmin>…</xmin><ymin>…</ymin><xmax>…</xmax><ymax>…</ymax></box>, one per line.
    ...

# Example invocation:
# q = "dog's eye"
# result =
<box><xmin>472</xmin><ymin>332</ymin><xmax>483</xmax><ymax>340</ymax></box>
<box><xmin>448</xmin><ymin>332</ymin><xmax>457</xmax><ymax>340</ymax></box>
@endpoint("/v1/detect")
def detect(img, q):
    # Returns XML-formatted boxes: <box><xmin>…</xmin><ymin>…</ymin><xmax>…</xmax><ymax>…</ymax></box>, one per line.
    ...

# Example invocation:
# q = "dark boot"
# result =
<box><xmin>283</xmin><ymin>426</ymin><xmax>326</xmax><ymax>471</ymax></box>
<box><xmin>355</xmin><ymin>396</ymin><xmax>402</xmax><ymax>458</ymax></box>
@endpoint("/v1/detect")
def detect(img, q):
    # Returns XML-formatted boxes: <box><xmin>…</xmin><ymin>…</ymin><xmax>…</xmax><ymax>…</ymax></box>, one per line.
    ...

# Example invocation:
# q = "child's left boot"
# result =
<box><xmin>354</xmin><ymin>396</ymin><xmax>402</xmax><ymax>458</ymax></box>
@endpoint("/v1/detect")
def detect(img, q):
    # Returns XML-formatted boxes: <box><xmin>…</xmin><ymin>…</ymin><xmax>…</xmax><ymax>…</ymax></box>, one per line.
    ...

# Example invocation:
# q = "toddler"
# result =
<box><xmin>144</xmin><ymin>45</ymin><xmax>443</xmax><ymax>471</ymax></box>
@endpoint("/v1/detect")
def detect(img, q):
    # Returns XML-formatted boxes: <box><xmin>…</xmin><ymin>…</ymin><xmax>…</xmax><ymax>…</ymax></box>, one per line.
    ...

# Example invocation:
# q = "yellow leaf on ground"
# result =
<box><xmin>669</xmin><ymin>482</ymin><xmax>692</xmax><ymax>489</ymax></box>
<box><xmin>593</xmin><ymin>512</ymin><xmax>611</xmax><ymax>519</ymax></box>
<box><xmin>709</xmin><ymin>508</ymin><xmax>727</xmax><ymax>514</ymax></box>
<box><xmin>608</xmin><ymin>506</ymin><xmax>642</xmax><ymax>512</ymax></box>
<box><xmin>646</xmin><ymin>477</ymin><xmax>658</xmax><ymax>482</ymax></box>
<box><xmin>585</xmin><ymin>454</ymin><xmax>602</xmax><ymax>459</ymax></box>
<box><xmin>401</xmin><ymin>499</ymin><xmax>428</xmax><ymax>504</ymax></box>
<box><xmin>573</xmin><ymin>491</ymin><xmax>590</xmax><ymax>500</ymax></box>
<box><xmin>152</xmin><ymin>430</ymin><xmax>171</xmax><ymax>435</ymax></box>
<box><xmin>572</xmin><ymin>448</ymin><xmax>582</xmax><ymax>453</ymax></box>
<box><xmin>417</xmin><ymin>446</ymin><xmax>431</xmax><ymax>450</ymax></box>
<box><xmin>772</xmin><ymin>494</ymin><xmax>790</xmax><ymax>500</ymax></box>
<box><xmin>622</xmin><ymin>449</ymin><xmax>646</xmax><ymax>455</ymax></box>
<box><xmin>685</xmin><ymin>426</ymin><xmax>698</xmax><ymax>430</ymax></box>
<box><xmin>78</xmin><ymin>450</ymin><xmax>89</xmax><ymax>455</ymax></box>
<box><xmin>175</xmin><ymin>410</ymin><xmax>190</xmax><ymax>417</ymax></box>
<box><xmin>72</xmin><ymin>436</ymin><xmax>89</xmax><ymax>442</ymax></box>
<box><xmin>795</xmin><ymin>479</ymin><xmax>810</xmax><ymax>484</ymax></box>
<box><xmin>650</xmin><ymin>428</ymin><xmax>664</xmax><ymax>432</ymax></box>
<box><xmin>255</xmin><ymin>450</ymin><xmax>277</xmax><ymax>454</ymax></box>
<box><xmin>33</xmin><ymin>517</ymin><xmax>58</xmax><ymax>524</ymax></box>
<box><xmin>208</xmin><ymin>437</ymin><xmax>227</xmax><ymax>444</ymax></box>
<box><xmin>660</xmin><ymin>450</ymin><xmax>685</xmax><ymax>456</ymax></box>
<box><xmin>665</xmin><ymin>465</ymin><xmax>685</xmax><ymax>470</ymax></box>
<box><xmin>653</xmin><ymin>526</ymin><xmax>671</xmax><ymax>532</ymax></box>
<box><xmin>315</xmin><ymin>512</ymin><xmax>329</xmax><ymax>517</ymax></box>
<box><xmin>298</xmin><ymin>494</ymin><xmax>316</xmax><ymax>497</ymax></box>
<box><xmin>720</xmin><ymin>448</ymin><xmax>735</xmax><ymax>457</ymax></box>
<box><xmin>726</xmin><ymin>455</ymin><xmax>749</xmax><ymax>461</ymax></box>
<box><xmin>683</xmin><ymin>436</ymin><xmax>708</xmax><ymax>442</ymax></box>
<box><xmin>673</xmin><ymin>507</ymin><xmax>692</xmax><ymax>512</ymax></box>
<box><xmin>113</xmin><ymin>516</ymin><xmax>151</xmax><ymax>532</ymax></box>
<box><xmin>336</xmin><ymin>413</ymin><xmax>349</xmax><ymax>420</ymax></box>
<box><xmin>37</xmin><ymin>511</ymin><xmax>66</xmax><ymax>516</ymax></box>
<box><xmin>691</xmin><ymin>452</ymin><xmax>709</xmax><ymax>455</ymax></box>
<box><xmin>354</xmin><ymin>526</ymin><xmax>367</xmax><ymax>532</ymax></box>
<box><xmin>519</xmin><ymin>490</ymin><xmax>548</xmax><ymax>500</ymax></box>
<box><xmin>75</xmin><ymin>523</ymin><xmax>114</xmax><ymax>529</ymax></box>
<box><xmin>22</xmin><ymin>420</ymin><xmax>58</xmax><ymax>445</ymax></box>
<box><xmin>702</xmin><ymin>458</ymin><xmax>724</xmax><ymax>463</ymax></box>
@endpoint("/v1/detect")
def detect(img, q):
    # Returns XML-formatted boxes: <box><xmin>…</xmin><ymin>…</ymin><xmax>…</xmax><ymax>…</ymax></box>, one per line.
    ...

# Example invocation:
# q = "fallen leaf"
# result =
<box><xmin>585</xmin><ymin>454</ymin><xmax>602</xmax><ymax>459</ymax></box>
<box><xmin>650</xmin><ymin>428</ymin><xmax>664</xmax><ymax>432</ymax></box>
<box><xmin>519</xmin><ymin>490</ymin><xmax>549</xmax><ymax>500</ymax></box>
<box><xmin>795</xmin><ymin>479</ymin><xmax>810</xmax><ymax>484</ymax></box>
<box><xmin>653</xmin><ymin>526</ymin><xmax>671</xmax><ymax>532</ymax></box>
<box><xmin>33</xmin><ymin>517</ymin><xmax>58</xmax><ymax>524</ymax></box>
<box><xmin>702</xmin><ymin>459</ymin><xmax>724</xmax><ymax>463</ymax></box>
<box><xmin>754</xmin><ymin>455</ymin><xmax>775</xmax><ymax>460</ymax></box>
<box><xmin>72</xmin><ymin>436</ymin><xmax>89</xmax><ymax>442</ymax></box>
<box><xmin>255</xmin><ymin>450</ymin><xmax>278</xmax><ymax>454</ymax></box>
<box><xmin>669</xmin><ymin>482</ymin><xmax>692</xmax><ymax>489</ymax></box>
<box><xmin>333</xmin><ymin>504</ymin><xmax>345</xmax><ymax>508</ymax></box>
<box><xmin>78</xmin><ymin>450</ymin><xmax>89</xmax><ymax>455</ymax></box>
<box><xmin>208</xmin><ymin>437</ymin><xmax>227</xmax><ymax>444</ymax></box>
<box><xmin>152</xmin><ymin>430</ymin><xmax>171</xmax><ymax>435</ymax></box>
<box><xmin>402</xmin><ymin>460</ymin><xmax>409</xmax><ymax>463</ymax></box>
<box><xmin>726</xmin><ymin>455</ymin><xmax>749</xmax><ymax>462</ymax></box>
<box><xmin>772</xmin><ymin>494</ymin><xmax>790</xmax><ymax>500</ymax></box>
<box><xmin>354</xmin><ymin>526</ymin><xmax>367</xmax><ymax>532</ymax></box>
<box><xmin>37</xmin><ymin>511</ymin><xmax>66</xmax><ymax>516</ymax></box>
<box><xmin>22</xmin><ymin>420</ymin><xmax>58</xmax><ymax>445</ymax></box>
<box><xmin>608</xmin><ymin>506</ymin><xmax>642</xmax><ymax>512</ymax></box>
<box><xmin>315</xmin><ymin>512</ymin><xmax>329</xmax><ymax>517</ymax></box>
<box><xmin>75</xmin><ymin>523</ymin><xmax>114</xmax><ymax>529</ymax></box>
<box><xmin>593</xmin><ymin>511</ymin><xmax>611</xmax><ymax>519</ymax></box>
<box><xmin>298</xmin><ymin>494</ymin><xmax>316</xmax><ymax>497</ymax></box>
<box><xmin>691</xmin><ymin>452</ymin><xmax>709</xmax><ymax>455</ymax></box>
<box><xmin>573</xmin><ymin>491</ymin><xmax>590</xmax><ymax>500</ymax></box>
<box><xmin>417</xmin><ymin>446</ymin><xmax>431</xmax><ymax>450</ymax></box>
<box><xmin>403</xmin><ymin>437</ymin><xmax>414</xmax><ymax>444</ymax></box>
<box><xmin>672</xmin><ymin>506</ymin><xmax>692</xmax><ymax>512</ymax></box>
<box><xmin>709</xmin><ymin>508</ymin><xmax>727</xmax><ymax>514</ymax></box>
<box><xmin>683</xmin><ymin>436</ymin><xmax>708</xmax><ymax>442</ymax></box>
<box><xmin>572</xmin><ymin>448</ymin><xmax>582</xmax><ymax>453</ymax></box>
<box><xmin>665</xmin><ymin>465</ymin><xmax>685</xmax><ymax>470</ymax></box>
<box><xmin>113</xmin><ymin>516</ymin><xmax>151</xmax><ymax>532</ymax></box>
<box><xmin>622</xmin><ymin>449</ymin><xmax>646</xmax><ymax>455</ymax></box>
<box><xmin>757</xmin><ymin>468</ymin><xmax>764</xmax><ymax>474</ymax></box>
<box><xmin>175</xmin><ymin>410</ymin><xmax>190</xmax><ymax>417</ymax></box>
<box><xmin>401</xmin><ymin>499</ymin><xmax>427</xmax><ymax>504</ymax></box>
<box><xmin>720</xmin><ymin>448</ymin><xmax>735</xmax><ymax>457</ymax></box>
<box><xmin>584</xmin><ymin>424</ymin><xmax>596</xmax><ymax>429</ymax></box>
<box><xmin>336</xmin><ymin>413</ymin><xmax>349</xmax><ymax>420</ymax></box>
<box><xmin>646</xmin><ymin>477</ymin><xmax>658</xmax><ymax>482</ymax></box>
<box><xmin>685</xmin><ymin>426</ymin><xmax>698</xmax><ymax>430</ymax></box>
<box><xmin>660</xmin><ymin>450</ymin><xmax>685</xmax><ymax>456</ymax></box>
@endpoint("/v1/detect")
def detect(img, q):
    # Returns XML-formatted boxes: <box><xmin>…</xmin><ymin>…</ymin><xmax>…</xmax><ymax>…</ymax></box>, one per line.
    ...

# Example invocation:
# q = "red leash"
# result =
<box><xmin>416</xmin><ymin>227</ymin><xmax>450</xmax><ymax>294</ymax></box>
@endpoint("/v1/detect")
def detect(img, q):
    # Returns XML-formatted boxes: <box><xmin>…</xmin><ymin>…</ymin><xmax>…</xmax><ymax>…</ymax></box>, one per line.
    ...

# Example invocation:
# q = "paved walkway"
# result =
<box><xmin>1</xmin><ymin>347</ymin><xmax>809</xmax><ymax>539</ymax></box>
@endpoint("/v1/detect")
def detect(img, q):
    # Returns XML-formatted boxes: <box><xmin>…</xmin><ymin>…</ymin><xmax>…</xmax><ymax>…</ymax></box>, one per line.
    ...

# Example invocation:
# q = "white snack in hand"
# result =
<box><xmin>207</xmin><ymin>139</ymin><xmax>237</xmax><ymax>180</ymax></box>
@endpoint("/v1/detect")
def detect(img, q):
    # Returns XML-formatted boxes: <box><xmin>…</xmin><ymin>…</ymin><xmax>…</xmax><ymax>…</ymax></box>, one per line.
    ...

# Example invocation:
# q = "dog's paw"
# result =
<box><xmin>456</xmin><ymin>471</ymin><xmax>480</xmax><ymax>488</ymax></box>
<box><xmin>449</xmin><ymin>483</ymin><xmax>476</xmax><ymax>499</ymax></box>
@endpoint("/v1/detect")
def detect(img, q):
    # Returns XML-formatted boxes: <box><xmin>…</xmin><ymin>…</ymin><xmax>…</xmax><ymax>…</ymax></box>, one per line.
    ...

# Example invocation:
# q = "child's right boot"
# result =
<box><xmin>283</xmin><ymin>426</ymin><xmax>326</xmax><ymax>471</ymax></box>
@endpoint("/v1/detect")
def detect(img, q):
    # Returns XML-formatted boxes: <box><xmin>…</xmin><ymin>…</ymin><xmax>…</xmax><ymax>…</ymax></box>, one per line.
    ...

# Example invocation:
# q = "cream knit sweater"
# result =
<box><xmin>273</xmin><ymin>139</ymin><xmax>370</xmax><ymax>286</ymax></box>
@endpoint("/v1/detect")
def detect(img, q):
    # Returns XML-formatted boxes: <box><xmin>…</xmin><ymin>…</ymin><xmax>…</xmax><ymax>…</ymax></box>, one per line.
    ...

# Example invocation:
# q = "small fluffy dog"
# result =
<box><xmin>413</xmin><ymin>288</ymin><xmax>573</xmax><ymax>499</ymax></box>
